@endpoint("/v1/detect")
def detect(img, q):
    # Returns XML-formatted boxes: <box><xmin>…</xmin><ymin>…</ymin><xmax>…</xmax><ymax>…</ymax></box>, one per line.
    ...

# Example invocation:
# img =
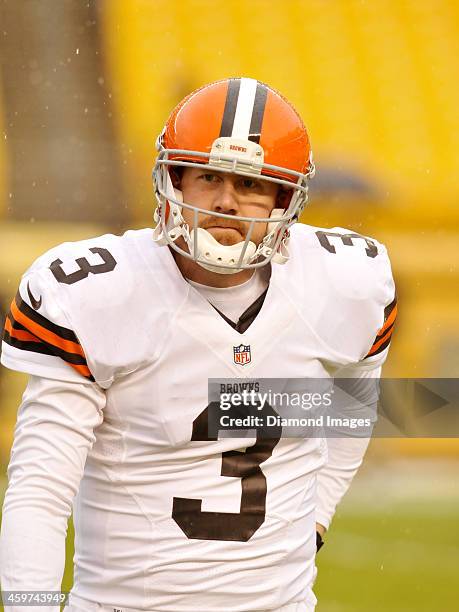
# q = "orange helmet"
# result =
<box><xmin>153</xmin><ymin>77</ymin><xmax>315</xmax><ymax>274</ymax></box>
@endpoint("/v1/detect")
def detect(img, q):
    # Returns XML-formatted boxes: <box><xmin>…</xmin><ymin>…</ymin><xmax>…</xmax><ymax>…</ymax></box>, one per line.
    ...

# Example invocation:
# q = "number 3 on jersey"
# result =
<box><xmin>172</xmin><ymin>402</ymin><xmax>282</xmax><ymax>542</ymax></box>
<box><xmin>315</xmin><ymin>231</ymin><xmax>378</xmax><ymax>258</ymax></box>
<box><xmin>50</xmin><ymin>247</ymin><xmax>117</xmax><ymax>285</ymax></box>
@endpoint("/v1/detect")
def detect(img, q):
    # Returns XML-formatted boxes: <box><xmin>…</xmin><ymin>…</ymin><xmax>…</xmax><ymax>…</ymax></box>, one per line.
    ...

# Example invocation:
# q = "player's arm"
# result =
<box><xmin>0</xmin><ymin>375</ymin><xmax>105</xmax><ymax>611</ymax></box>
<box><xmin>316</xmin><ymin>292</ymin><xmax>397</xmax><ymax>540</ymax></box>
<box><xmin>313</xmin><ymin>230</ymin><xmax>397</xmax><ymax>543</ymax></box>
<box><xmin>315</xmin><ymin>361</ymin><xmax>383</xmax><ymax>537</ymax></box>
<box><xmin>0</xmin><ymin>252</ymin><xmax>107</xmax><ymax>610</ymax></box>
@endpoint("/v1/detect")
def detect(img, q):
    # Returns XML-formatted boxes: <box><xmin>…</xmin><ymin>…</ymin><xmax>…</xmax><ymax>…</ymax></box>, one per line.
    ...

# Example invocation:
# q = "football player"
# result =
<box><xmin>0</xmin><ymin>78</ymin><xmax>396</xmax><ymax>612</ymax></box>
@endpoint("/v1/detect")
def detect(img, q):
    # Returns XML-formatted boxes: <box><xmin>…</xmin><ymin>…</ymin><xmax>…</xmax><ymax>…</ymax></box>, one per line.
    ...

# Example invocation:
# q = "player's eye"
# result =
<box><xmin>240</xmin><ymin>178</ymin><xmax>258</xmax><ymax>189</ymax></box>
<box><xmin>201</xmin><ymin>173</ymin><xmax>218</xmax><ymax>183</ymax></box>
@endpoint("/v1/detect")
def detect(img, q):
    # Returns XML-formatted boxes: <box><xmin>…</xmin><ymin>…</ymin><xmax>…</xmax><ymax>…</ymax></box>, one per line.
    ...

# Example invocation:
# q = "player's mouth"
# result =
<box><xmin>207</xmin><ymin>226</ymin><xmax>242</xmax><ymax>235</ymax></box>
<box><xmin>205</xmin><ymin>226</ymin><xmax>244</xmax><ymax>246</ymax></box>
<box><xmin>200</xmin><ymin>218</ymin><xmax>246</xmax><ymax>240</ymax></box>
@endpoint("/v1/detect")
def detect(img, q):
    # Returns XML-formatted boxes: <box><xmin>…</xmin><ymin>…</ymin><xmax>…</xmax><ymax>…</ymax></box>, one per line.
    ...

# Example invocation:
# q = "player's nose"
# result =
<box><xmin>212</xmin><ymin>178</ymin><xmax>240</xmax><ymax>215</ymax></box>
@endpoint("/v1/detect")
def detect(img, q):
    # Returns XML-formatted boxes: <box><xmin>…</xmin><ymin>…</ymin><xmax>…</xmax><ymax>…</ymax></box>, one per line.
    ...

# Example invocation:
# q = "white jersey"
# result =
<box><xmin>1</xmin><ymin>223</ymin><xmax>396</xmax><ymax>612</ymax></box>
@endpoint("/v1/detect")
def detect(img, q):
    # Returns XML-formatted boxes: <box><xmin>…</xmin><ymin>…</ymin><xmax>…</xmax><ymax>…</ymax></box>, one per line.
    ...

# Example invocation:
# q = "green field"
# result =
<box><xmin>315</xmin><ymin>505</ymin><xmax>458</xmax><ymax>611</ymax></box>
<box><xmin>2</xmin><ymin>460</ymin><xmax>459</xmax><ymax>611</ymax></box>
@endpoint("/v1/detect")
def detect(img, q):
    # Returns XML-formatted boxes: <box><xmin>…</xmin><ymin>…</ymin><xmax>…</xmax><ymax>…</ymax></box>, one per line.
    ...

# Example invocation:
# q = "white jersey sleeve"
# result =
<box><xmin>0</xmin><ymin>376</ymin><xmax>105</xmax><ymax>611</ymax></box>
<box><xmin>1</xmin><ymin>263</ymin><xmax>95</xmax><ymax>385</ymax></box>
<box><xmin>287</xmin><ymin>225</ymin><xmax>397</xmax><ymax>530</ymax></box>
<box><xmin>315</xmin><ymin>363</ymin><xmax>382</xmax><ymax>530</ymax></box>
<box><xmin>0</xmin><ymin>237</ymin><xmax>119</xmax><ymax>385</ymax></box>
<box><xmin>325</xmin><ymin>226</ymin><xmax>397</xmax><ymax>365</ymax></box>
<box><xmin>288</xmin><ymin>224</ymin><xmax>397</xmax><ymax>368</ymax></box>
<box><xmin>1</xmin><ymin>229</ymin><xmax>165</xmax><ymax>388</ymax></box>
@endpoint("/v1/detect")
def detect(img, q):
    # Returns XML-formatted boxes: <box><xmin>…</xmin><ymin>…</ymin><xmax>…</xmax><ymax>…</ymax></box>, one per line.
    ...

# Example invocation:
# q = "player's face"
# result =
<box><xmin>176</xmin><ymin>167</ymin><xmax>282</xmax><ymax>246</ymax></box>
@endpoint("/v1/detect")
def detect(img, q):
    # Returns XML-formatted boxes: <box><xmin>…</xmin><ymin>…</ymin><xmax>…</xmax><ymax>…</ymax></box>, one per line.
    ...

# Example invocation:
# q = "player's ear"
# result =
<box><xmin>169</xmin><ymin>168</ymin><xmax>182</xmax><ymax>189</ymax></box>
<box><xmin>276</xmin><ymin>187</ymin><xmax>293</xmax><ymax>209</ymax></box>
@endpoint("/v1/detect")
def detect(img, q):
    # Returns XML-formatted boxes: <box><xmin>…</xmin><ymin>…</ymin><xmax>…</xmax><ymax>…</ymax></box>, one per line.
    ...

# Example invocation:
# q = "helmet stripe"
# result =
<box><xmin>248</xmin><ymin>82</ymin><xmax>268</xmax><ymax>144</ymax></box>
<box><xmin>219</xmin><ymin>78</ymin><xmax>268</xmax><ymax>144</ymax></box>
<box><xmin>219</xmin><ymin>78</ymin><xmax>241</xmax><ymax>137</ymax></box>
<box><xmin>231</xmin><ymin>77</ymin><xmax>258</xmax><ymax>139</ymax></box>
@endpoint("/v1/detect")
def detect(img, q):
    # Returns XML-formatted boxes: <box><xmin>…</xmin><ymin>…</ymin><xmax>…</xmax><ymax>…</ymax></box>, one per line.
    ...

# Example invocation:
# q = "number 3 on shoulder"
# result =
<box><xmin>50</xmin><ymin>247</ymin><xmax>117</xmax><ymax>285</ymax></box>
<box><xmin>315</xmin><ymin>231</ymin><xmax>378</xmax><ymax>258</ymax></box>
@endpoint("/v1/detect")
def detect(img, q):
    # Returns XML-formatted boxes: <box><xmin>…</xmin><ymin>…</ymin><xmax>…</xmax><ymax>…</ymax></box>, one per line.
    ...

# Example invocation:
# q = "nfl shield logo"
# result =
<box><xmin>233</xmin><ymin>344</ymin><xmax>251</xmax><ymax>365</ymax></box>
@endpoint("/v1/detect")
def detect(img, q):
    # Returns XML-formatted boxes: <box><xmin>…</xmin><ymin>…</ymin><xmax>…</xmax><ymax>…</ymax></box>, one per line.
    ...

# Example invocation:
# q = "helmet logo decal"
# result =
<box><xmin>229</xmin><ymin>144</ymin><xmax>247</xmax><ymax>153</ymax></box>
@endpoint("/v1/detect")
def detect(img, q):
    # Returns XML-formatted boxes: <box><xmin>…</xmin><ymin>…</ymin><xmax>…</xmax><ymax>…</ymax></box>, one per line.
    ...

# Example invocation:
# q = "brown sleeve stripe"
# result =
<box><xmin>367</xmin><ymin>334</ymin><xmax>392</xmax><ymax>358</ymax></box>
<box><xmin>5</xmin><ymin>315</ymin><xmax>42</xmax><ymax>343</ymax></box>
<box><xmin>11</xmin><ymin>294</ymin><xmax>85</xmax><ymax>357</ymax></box>
<box><xmin>3</xmin><ymin>326</ymin><xmax>95</xmax><ymax>381</ymax></box>
<box><xmin>385</xmin><ymin>295</ymin><xmax>397</xmax><ymax>315</ymax></box>
<box><xmin>366</xmin><ymin>325</ymin><xmax>395</xmax><ymax>357</ymax></box>
<box><xmin>3</xmin><ymin>301</ymin><xmax>95</xmax><ymax>382</ymax></box>
<box><xmin>364</xmin><ymin>295</ymin><xmax>397</xmax><ymax>359</ymax></box>
<box><xmin>4</xmin><ymin>316</ymin><xmax>56</xmax><ymax>357</ymax></box>
<box><xmin>376</xmin><ymin>301</ymin><xmax>397</xmax><ymax>338</ymax></box>
<box><xmin>5</xmin><ymin>315</ymin><xmax>87</xmax><ymax>365</ymax></box>
<box><xmin>4</xmin><ymin>317</ymin><xmax>92</xmax><ymax>368</ymax></box>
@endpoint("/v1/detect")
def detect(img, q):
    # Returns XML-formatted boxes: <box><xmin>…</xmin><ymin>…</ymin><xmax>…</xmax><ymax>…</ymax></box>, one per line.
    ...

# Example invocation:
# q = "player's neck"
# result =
<box><xmin>170</xmin><ymin>248</ymin><xmax>254</xmax><ymax>288</ymax></box>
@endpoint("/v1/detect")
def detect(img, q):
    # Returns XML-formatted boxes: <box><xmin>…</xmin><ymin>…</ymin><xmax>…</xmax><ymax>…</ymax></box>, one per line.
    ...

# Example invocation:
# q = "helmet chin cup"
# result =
<box><xmin>189</xmin><ymin>228</ymin><xmax>257</xmax><ymax>275</ymax></box>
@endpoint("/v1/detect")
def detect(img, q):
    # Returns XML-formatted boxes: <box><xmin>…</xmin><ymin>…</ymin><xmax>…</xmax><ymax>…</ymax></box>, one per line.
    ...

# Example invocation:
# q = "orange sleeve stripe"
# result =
<box><xmin>4</xmin><ymin>317</ymin><xmax>42</xmax><ymax>343</ymax></box>
<box><xmin>10</xmin><ymin>299</ymin><xmax>85</xmax><ymax>358</ymax></box>
<box><xmin>367</xmin><ymin>326</ymin><xmax>394</xmax><ymax>356</ymax></box>
<box><xmin>377</xmin><ymin>304</ymin><xmax>398</xmax><ymax>337</ymax></box>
